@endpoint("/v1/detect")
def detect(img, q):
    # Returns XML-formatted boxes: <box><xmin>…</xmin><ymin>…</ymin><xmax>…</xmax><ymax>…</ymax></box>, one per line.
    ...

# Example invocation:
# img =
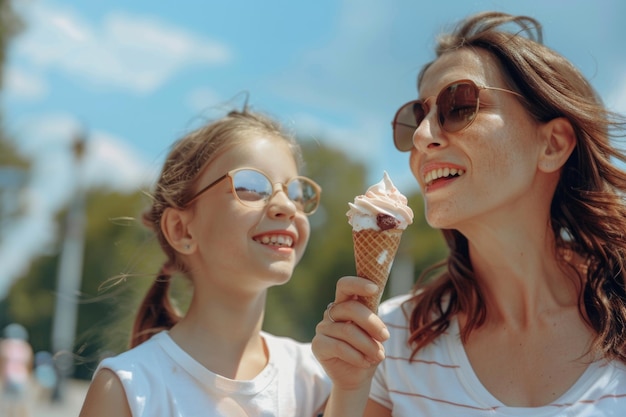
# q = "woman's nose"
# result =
<box><xmin>412</xmin><ymin>106</ymin><xmax>445</xmax><ymax>151</ymax></box>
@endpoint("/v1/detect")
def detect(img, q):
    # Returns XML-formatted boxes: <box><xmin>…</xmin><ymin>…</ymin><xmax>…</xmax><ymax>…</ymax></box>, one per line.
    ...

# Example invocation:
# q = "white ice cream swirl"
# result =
<box><xmin>347</xmin><ymin>171</ymin><xmax>414</xmax><ymax>232</ymax></box>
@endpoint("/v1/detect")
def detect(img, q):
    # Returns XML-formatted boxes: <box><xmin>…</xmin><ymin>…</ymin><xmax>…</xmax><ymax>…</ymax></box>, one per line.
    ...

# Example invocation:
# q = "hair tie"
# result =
<box><xmin>159</xmin><ymin>261</ymin><xmax>176</xmax><ymax>279</ymax></box>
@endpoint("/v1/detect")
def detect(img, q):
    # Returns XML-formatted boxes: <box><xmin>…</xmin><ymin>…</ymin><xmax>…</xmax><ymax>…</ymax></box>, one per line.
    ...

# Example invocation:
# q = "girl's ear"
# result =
<box><xmin>537</xmin><ymin>117</ymin><xmax>576</xmax><ymax>173</ymax></box>
<box><xmin>161</xmin><ymin>207</ymin><xmax>196</xmax><ymax>254</ymax></box>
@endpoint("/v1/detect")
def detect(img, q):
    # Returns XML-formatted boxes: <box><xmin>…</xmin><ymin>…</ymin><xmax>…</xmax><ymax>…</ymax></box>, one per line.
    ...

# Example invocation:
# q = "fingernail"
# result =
<box><xmin>365</xmin><ymin>283</ymin><xmax>378</xmax><ymax>294</ymax></box>
<box><xmin>381</xmin><ymin>327</ymin><xmax>390</xmax><ymax>340</ymax></box>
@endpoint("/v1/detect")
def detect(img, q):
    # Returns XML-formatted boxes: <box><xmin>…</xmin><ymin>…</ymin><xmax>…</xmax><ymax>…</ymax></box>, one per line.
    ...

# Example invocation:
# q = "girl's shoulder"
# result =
<box><xmin>262</xmin><ymin>331</ymin><xmax>331</xmax><ymax>398</ymax></box>
<box><xmin>261</xmin><ymin>331</ymin><xmax>315</xmax><ymax>361</ymax></box>
<box><xmin>97</xmin><ymin>331</ymin><xmax>171</xmax><ymax>377</ymax></box>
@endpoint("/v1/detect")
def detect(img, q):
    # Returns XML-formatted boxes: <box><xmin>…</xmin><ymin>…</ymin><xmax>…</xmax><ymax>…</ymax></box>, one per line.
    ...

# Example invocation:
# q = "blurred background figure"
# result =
<box><xmin>0</xmin><ymin>323</ymin><xmax>34</xmax><ymax>417</ymax></box>
<box><xmin>32</xmin><ymin>351</ymin><xmax>58</xmax><ymax>406</ymax></box>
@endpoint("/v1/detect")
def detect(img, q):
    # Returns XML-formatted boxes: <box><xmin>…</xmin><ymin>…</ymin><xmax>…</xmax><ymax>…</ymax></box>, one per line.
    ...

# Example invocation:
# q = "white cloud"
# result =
<box><xmin>292</xmin><ymin>112</ymin><xmax>377</xmax><ymax>160</ymax></box>
<box><xmin>290</xmin><ymin>110</ymin><xmax>417</xmax><ymax>193</ymax></box>
<box><xmin>606</xmin><ymin>72</ymin><xmax>626</xmax><ymax>116</ymax></box>
<box><xmin>3</xmin><ymin>66</ymin><xmax>48</xmax><ymax>101</ymax></box>
<box><xmin>14</xmin><ymin>1</ymin><xmax>233</xmax><ymax>94</ymax></box>
<box><xmin>82</xmin><ymin>130</ymin><xmax>157</xmax><ymax>192</ymax></box>
<box><xmin>185</xmin><ymin>87</ymin><xmax>223</xmax><ymax>115</ymax></box>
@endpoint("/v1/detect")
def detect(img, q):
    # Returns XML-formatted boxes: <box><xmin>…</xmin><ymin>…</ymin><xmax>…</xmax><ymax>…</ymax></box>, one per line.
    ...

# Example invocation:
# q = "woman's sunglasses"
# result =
<box><xmin>391</xmin><ymin>79</ymin><xmax>524</xmax><ymax>152</ymax></box>
<box><xmin>185</xmin><ymin>167</ymin><xmax>322</xmax><ymax>215</ymax></box>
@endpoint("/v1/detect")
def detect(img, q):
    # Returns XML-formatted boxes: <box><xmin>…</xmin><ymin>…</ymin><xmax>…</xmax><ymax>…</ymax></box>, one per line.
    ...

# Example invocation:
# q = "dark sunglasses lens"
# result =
<box><xmin>232</xmin><ymin>170</ymin><xmax>272</xmax><ymax>203</ymax></box>
<box><xmin>287</xmin><ymin>179</ymin><xmax>319</xmax><ymax>214</ymax></box>
<box><xmin>393</xmin><ymin>101</ymin><xmax>424</xmax><ymax>152</ymax></box>
<box><xmin>438</xmin><ymin>82</ymin><xmax>479</xmax><ymax>132</ymax></box>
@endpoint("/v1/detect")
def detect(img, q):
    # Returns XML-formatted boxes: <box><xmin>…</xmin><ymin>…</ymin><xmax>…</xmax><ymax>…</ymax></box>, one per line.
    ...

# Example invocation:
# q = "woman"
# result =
<box><xmin>313</xmin><ymin>11</ymin><xmax>626</xmax><ymax>416</ymax></box>
<box><xmin>79</xmin><ymin>107</ymin><xmax>330</xmax><ymax>416</ymax></box>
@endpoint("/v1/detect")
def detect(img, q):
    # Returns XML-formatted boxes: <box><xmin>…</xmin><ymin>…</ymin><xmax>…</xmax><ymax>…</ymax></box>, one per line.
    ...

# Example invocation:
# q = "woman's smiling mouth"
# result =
<box><xmin>424</xmin><ymin>167</ymin><xmax>465</xmax><ymax>187</ymax></box>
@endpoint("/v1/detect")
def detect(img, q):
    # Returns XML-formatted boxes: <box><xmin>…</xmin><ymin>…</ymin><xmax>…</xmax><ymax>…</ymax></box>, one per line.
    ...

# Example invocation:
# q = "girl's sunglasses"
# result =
<box><xmin>391</xmin><ymin>79</ymin><xmax>524</xmax><ymax>152</ymax></box>
<box><xmin>185</xmin><ymin>167</ymin><xmax>322</xmax><ymax>215</ymax></box>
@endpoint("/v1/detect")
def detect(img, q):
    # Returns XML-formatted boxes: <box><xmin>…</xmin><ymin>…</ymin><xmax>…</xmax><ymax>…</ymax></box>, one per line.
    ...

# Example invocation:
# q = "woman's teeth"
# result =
<box><xmin>424</xmin><ymin>167</ymin><xmax>465</xmax><ymax>185</ymax></box>
<box><xmin>255</xmin><ymin>234</ymin><xmax>293</xmax><ymax>247</ymax></box>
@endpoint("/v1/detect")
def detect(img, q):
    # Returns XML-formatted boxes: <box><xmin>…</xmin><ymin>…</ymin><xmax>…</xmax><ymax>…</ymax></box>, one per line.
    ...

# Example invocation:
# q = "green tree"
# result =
<box><xmin>2</xmin><ymin>136</ymin><xmax>448</xmax><ymax>380</ymax></box>
<box><xmin>0</xmin><ymin>0</ymin><xmax>27</xmax><ymax>219</ymax></box>
<box><xmin>0</xmin><ymin>0</ymin><xmax>23</xmax><ymax>85</ymax></box>
<box><xmin>0</xmin><ymin>0</ymin><xmax>24</xmax><ymax>164</ymax></box>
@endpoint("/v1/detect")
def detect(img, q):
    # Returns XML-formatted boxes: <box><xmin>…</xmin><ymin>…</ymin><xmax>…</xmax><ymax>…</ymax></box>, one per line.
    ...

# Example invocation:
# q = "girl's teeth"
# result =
<box><xmin>257</xmin><ymin>235</ymin><xmax>293</xmax><ymax>247</ymax></box>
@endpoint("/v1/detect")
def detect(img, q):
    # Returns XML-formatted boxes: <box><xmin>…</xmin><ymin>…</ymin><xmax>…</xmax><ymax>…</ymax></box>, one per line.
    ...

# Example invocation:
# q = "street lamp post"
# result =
<box><xmin>51</xmin><ymin>132</ymin><xmax>87</xmax><ymax>401</ymax></box>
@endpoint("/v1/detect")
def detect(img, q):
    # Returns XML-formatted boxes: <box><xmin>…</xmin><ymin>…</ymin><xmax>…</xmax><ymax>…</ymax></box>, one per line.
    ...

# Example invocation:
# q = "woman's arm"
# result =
<box><xmin>78</xmin><ymin>368</ymin><xmax>132</xmax><ymax>417</ymax></box>
<box><xmin>312</xmin><ymin>276</ymin><xmax>391</xmax><ymax>417</ymax></box>
<box><xmin>322</xmin><ymin>387</ymin><xmax>392</xmax><ymax>417</ymax></box>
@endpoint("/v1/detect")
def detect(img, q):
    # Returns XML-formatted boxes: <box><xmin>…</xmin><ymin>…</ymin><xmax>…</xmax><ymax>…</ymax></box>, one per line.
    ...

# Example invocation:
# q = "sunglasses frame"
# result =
<box><xmin>392</xmin><ymin>79</ymin><xmax>524</xmax><ymax>152</ymax></box>
<box><xmin>184</xmin><ymin>167</ymin><xmax>322</xmax><ymax>215</ymax></box>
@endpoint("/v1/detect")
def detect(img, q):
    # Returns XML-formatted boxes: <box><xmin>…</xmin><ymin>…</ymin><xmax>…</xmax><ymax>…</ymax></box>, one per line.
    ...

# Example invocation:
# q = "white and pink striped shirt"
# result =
<box><xmin>371</xmin><ymin>294</ymin><xmax>626</xmax><ymax>416</ymax></box>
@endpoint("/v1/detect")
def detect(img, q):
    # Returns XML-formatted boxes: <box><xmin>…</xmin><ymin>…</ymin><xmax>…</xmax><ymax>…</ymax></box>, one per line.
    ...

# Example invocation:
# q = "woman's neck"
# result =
<box><xmin>464</xmin><ymin>226</ymin><xmax>581</xmax><ymax>328</ymax></box>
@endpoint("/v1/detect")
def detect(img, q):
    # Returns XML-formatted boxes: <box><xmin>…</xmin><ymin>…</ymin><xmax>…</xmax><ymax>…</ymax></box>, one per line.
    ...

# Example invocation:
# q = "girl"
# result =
<box><xmin>79</xmin><ymin>108</ymin><xmax>330</xmax><ymax>416</ymax></box>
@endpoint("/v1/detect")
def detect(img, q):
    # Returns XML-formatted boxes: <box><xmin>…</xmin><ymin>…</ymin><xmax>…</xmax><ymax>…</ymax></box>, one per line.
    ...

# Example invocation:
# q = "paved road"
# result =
<box><xmin>31</xmin><ymin>379</ymin><xmax>89</xmax><ymax>417</ymax></box>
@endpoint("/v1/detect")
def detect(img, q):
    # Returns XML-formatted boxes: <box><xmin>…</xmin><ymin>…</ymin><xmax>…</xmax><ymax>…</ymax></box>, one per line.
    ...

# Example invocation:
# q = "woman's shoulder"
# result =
<box><xmin>602</xmin><ymin>358</ymin><xmax>626</xmax><ymax>380</ymax></box>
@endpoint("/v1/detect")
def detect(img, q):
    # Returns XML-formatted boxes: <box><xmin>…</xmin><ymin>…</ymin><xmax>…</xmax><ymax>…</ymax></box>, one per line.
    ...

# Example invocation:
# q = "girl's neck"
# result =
<box><xmin>168</xmin><ymin>290</ymin><xmax>269</xmax><ymax>379</ymax></box>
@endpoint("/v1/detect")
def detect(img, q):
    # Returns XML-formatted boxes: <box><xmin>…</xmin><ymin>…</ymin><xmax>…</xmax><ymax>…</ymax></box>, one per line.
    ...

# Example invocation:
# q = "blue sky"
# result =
<box><xmin>1</xmin><ymin>0</ymin><xmax>625</xmax><ymax>295</ymax></box>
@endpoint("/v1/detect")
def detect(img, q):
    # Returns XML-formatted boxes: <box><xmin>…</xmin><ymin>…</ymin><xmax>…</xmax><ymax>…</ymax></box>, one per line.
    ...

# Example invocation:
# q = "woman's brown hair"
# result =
<box><xmin>407</xmin><ymin>11</ymin><xmax>626</xmax><ymax>363</ymax></box>
<box><xmin>130</xmin><ymin>108</ymin><xmax>302</xmax><ymax>347</ymax></box>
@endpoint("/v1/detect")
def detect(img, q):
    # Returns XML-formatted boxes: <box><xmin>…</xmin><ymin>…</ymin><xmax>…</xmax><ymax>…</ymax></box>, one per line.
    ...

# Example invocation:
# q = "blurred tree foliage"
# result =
<box><xmin>264</xmin><ymin>141</ymin><xmax>448</xmax><ymax>341</ymax></box>
<box><xmin>1</xmin><ymin>138</ymin><xmax>448</xmax><ymax>379</ymax></box>
<box><xmin>0</xmin><ymin>0</ymin><xmax>23</xmax><ymax>84</ymax></box>
<box><xmin>0</xmin><ymin>0</ymin><xmax>26</xmax><ymax>170</ymax></box>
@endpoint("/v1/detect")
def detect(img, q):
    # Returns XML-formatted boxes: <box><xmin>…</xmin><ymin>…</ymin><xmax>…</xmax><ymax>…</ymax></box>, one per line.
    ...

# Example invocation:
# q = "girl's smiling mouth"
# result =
<box><xmin>253</xmin><ymin>233</ymin><xmax>294</xmax><ymax>248</ymax></box>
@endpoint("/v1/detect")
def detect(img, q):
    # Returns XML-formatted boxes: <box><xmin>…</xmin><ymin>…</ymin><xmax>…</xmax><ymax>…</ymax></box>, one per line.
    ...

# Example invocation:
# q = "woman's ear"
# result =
<box><xmin>161</xmin><ymin>207</ymin><xmax>196</xmax><ymax>254</ymax></box>
<box><xmin>538</xmin><ymin>117</ymin><xmax>576</xmax><ymax>173</ymax></box>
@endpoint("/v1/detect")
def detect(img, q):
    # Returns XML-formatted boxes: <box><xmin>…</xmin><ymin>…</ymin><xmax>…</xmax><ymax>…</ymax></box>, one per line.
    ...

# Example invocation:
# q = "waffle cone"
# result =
<box><xmin>352</xmin><ymin>228</ymin><xmax>403</xmax><ymax>312</ymax></box>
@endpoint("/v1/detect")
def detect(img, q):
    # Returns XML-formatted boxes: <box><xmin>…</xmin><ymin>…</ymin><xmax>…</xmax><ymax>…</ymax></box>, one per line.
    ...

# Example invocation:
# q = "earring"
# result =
<box><xmin>184</xmin><ymin>244</ymin><xmax>190</xmax><ymax>250</ymax></box>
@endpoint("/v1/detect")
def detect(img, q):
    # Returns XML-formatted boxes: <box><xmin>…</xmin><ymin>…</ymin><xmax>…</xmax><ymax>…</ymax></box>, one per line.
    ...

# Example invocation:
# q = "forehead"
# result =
<box><xmin>419</xmin><ymin>48</ymin><xmax>507</xmax><ymax>96</ymax></box>
<box><xmin>208</xmin><ymin>135</ymin><xmax>297</xmax><ymax>174</ymax></box>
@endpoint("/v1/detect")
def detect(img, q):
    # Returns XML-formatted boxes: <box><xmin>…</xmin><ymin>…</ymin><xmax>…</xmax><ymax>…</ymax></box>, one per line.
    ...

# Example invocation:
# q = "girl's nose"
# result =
<box><xmin>265</xmin><ymin>184</ymin><xmax>297</xmax><ymax>219</ymax></box>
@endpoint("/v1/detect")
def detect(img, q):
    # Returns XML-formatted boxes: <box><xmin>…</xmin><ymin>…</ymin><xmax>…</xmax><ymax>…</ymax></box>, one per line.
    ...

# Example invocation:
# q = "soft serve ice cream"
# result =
<box><xmin>347</xmin><ymin>171</ymin><xmax>414</xmax><ymax>312</ymax></box>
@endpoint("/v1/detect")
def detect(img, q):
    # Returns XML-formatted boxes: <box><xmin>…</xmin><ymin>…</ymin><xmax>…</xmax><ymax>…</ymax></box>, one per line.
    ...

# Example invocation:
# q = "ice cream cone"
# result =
<box><xmin>352</xmin><ymin>228</ymin><xmax>403</xmax><ymax>312</ymax></box>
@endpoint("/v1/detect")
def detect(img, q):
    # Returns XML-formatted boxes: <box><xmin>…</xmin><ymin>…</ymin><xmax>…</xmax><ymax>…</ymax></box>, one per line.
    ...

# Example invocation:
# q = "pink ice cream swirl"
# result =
<box><xmin>347</xmin><ymin>171</ymin><xmax>414</xmax><ymax>232</ymax></box>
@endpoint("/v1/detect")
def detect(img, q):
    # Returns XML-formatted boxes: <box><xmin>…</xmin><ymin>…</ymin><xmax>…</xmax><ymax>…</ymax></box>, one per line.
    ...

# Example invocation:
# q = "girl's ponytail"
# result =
<box><xmin>130</xmin><ymin>263</ymin><xmax>180</xmax><ymax>348</ymax></box>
